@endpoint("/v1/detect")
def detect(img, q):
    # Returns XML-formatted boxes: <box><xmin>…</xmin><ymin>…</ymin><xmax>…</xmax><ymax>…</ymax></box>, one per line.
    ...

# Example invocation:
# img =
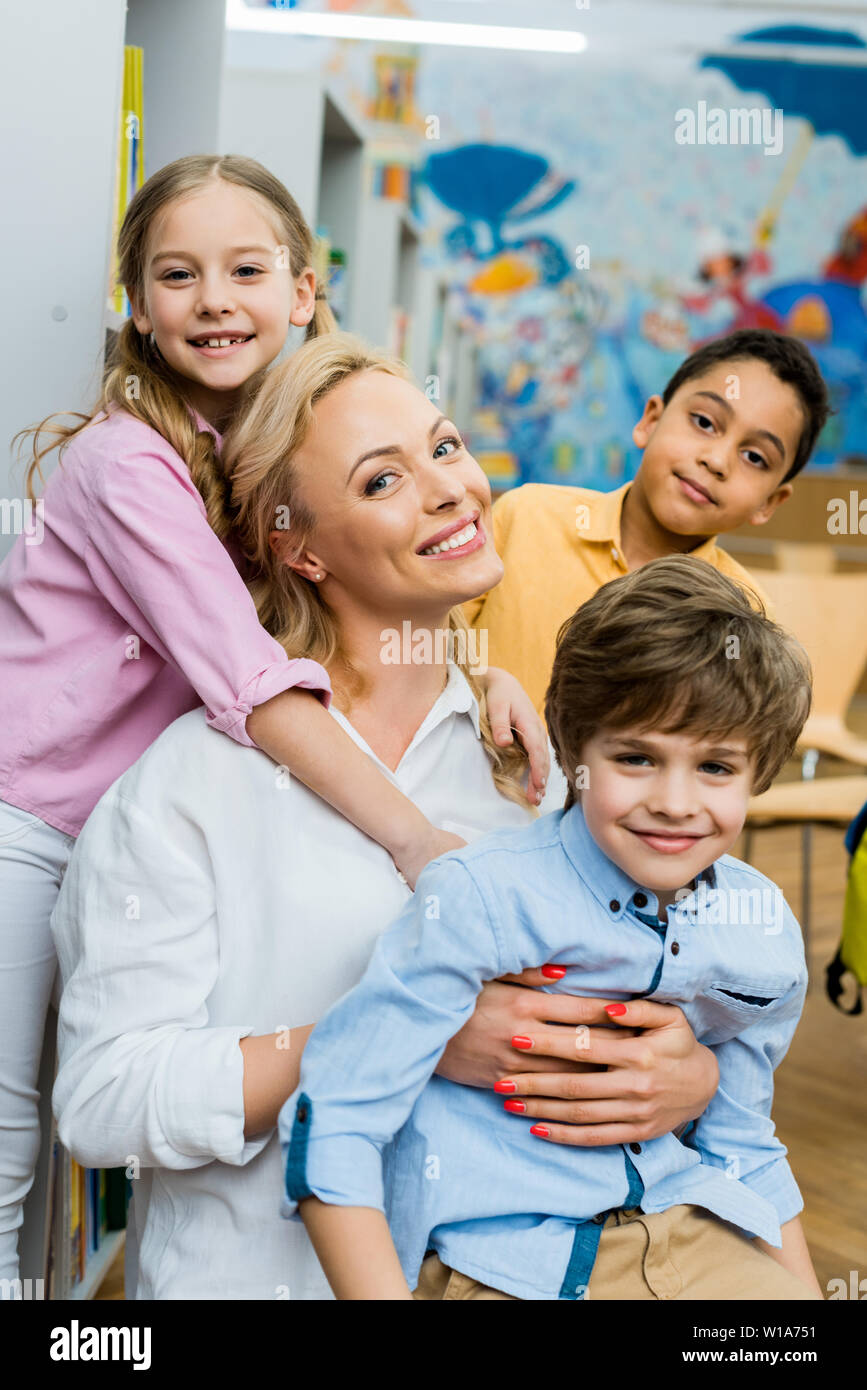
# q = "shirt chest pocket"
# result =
<box><xmin>689</xmin><ymin>980</ymin><xmax>796</xmax><ymax>1045</ymax></box>
<box><xmin>705</xmin><ymin>979</ymin><xmax>792</xmax><ymax>1013</ymax></box>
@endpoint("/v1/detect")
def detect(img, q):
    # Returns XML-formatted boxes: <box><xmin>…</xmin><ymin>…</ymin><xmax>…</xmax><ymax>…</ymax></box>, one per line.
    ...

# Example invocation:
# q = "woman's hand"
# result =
<box><xmin>435</xmin><ymin>971</ymin><xmax>719</xmax><ymax>1145</ymax></box>
<box><xmin>479</xmin><ymin>667</ymin><xmax>549</xmax><ymax>805</ymax></box>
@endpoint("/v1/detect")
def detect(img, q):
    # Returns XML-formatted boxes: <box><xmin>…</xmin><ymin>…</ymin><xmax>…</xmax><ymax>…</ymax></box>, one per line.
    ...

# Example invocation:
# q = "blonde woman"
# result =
<box><xmin>51</xmin><ymin>335</ymin><xmax>720</xmax><ymax>1299</ymax></box>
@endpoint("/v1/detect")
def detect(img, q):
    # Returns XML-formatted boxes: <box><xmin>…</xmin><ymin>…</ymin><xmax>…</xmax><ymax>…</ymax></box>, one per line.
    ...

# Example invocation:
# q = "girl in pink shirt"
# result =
<box><xmin>0</xmin><ymin>154</ymin><xmax>546</xmax><ymax>1282</ymax></box>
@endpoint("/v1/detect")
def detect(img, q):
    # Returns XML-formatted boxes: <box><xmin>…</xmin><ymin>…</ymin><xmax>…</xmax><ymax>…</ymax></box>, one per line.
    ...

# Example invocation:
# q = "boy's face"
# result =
<box><xmin>577</xmin><ymin>725</ymin><xmax>754</xmax><ymax>909</ymax></box>
<box><xmin>632</xmin><ymin>359</ymin><xmax>803</xmax><ymax>538</ymax></box>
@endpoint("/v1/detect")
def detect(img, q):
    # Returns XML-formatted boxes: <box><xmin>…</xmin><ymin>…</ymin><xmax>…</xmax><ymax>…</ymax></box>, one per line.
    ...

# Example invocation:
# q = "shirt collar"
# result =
<box><xmin>581</xmin><ymin>481</ymin><xmax>722</xmax><ymax>564</ymax></box>
<box><xmin>428</xmin><ymin>661</ymin><xmax>482</xmax><ymax>740</ymax></box>
<box><xmin>579</xmin><ymin>483</ymin><xmax>630</xmax><ymax>545</ymax></box>
<box><xmin>188</xmin><ymin>405</ymin><xmax>223</xmax><ymax>449</ymax></box>
<box><xmin>558</xmin><ymin>802</ymin><xmax>718</xmax><ymax>923</ymax></box>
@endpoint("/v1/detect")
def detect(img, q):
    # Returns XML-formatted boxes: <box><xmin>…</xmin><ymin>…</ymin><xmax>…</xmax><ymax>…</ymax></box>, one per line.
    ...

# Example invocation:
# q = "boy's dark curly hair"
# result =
<box><xmin>662</xmin><ymin>328</ymin><xmax>831</xmax><ymax>482</ymax></box>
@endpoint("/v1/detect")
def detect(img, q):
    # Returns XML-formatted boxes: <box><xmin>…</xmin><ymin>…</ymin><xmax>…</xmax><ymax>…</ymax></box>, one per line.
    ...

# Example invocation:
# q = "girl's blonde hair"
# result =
<box><xmin>15</xmin><ymin>154</ymin><xmax>337</xmax><ymax>538</ymax></box>
<box><xmin>224</xmin><ymin>331</ymin><xmax>531</xmax><ymax>808</ymax></box>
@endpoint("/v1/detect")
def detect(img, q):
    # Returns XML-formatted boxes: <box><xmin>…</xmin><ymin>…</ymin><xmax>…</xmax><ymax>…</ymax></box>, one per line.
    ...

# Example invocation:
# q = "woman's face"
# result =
<box><xmin>282</xmin><ymin>369</ymin><xmax>504</xmax><ymax>619</ymax></box>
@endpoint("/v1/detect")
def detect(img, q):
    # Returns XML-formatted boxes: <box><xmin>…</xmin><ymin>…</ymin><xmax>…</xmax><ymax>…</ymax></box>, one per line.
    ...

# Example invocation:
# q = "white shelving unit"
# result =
<box><xmin>124</xmin><ymin>0</ymin><xmax>226</xmax><ymax>178</ymax></box>
<box><xmin>0</xmin><ymin>0</ymin><xmax>127</xmax><ymax>565</ymax></box>
<box><xmin>429</xmin><ymin>280</ymin><xmax>479</xmax><ymax>429</ymax></box>
<box><xmin>69</xmin><ymin>1231</ymin><xmax>126</xmax><ymax>1303</ymax></box>
<box><xmin>220</xmin><ymin>63</ymin><xmax>435</xmax><ymax>374</ymax></box>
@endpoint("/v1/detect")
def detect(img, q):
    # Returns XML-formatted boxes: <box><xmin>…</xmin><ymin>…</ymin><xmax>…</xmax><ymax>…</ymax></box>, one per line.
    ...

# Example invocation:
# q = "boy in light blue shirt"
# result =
<box><xmin>280</xmin><ymin>555</ymin><xmax>822</xmax><ymax>1300</ymax></box>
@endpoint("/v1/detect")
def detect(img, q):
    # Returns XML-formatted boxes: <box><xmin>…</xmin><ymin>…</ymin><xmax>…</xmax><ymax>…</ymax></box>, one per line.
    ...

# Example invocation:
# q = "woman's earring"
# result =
<box><xmin>314</xmin><ymin>572</ymin><xmax>324</xmax><ymax>580</ymax></box>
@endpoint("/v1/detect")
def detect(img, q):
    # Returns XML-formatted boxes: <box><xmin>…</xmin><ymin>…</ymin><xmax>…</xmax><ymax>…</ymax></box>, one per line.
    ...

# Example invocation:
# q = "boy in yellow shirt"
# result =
<box><xmin>464</xmin><ymin>328</ymin><xmax>830</xmax><ymax>713</ymax></box>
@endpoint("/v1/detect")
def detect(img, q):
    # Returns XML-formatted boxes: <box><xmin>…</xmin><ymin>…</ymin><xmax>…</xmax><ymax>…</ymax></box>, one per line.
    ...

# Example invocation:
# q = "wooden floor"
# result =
<box><xmin>735</xmin><ymin>817</ymin><xmax>867</xmax><ymax>1290</ymax></box>
<box><xmin>96</xmin><ymin>749</ymin><xmax>867</xmax><ymax>1301</ymax></box>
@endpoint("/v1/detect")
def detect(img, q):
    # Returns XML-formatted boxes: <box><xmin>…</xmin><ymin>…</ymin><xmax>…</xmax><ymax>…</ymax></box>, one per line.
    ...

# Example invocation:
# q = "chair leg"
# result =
<box><xmin>798</xmin><ymin>752</ymin><xmax>817</xmax><ymax>992</ymax></box>
<box><xmin>801</xmin><ymin>823</ymin><xmax>812</xmax><ymax>989</ymax></box>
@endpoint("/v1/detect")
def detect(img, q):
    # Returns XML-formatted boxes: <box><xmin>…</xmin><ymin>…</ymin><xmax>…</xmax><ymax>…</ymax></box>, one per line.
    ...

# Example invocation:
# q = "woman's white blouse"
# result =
<box><xmin>50</xmin><ymin>664</ymin><xmax>533</xmax><ymax>1300</ymax></box>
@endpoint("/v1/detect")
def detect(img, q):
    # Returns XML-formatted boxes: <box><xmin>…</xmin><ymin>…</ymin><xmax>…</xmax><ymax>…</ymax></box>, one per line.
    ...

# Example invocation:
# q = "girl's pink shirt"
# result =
<box><xmin>0</xmin><ymin>405</ymin><xmax>331</xmax><ymax>837</ymax></box>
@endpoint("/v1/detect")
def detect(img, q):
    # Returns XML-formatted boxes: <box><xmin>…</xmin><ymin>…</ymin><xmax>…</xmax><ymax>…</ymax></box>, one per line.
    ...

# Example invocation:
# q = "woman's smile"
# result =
<box><xmin>417</xmin><ymin>512</ymin><xmax>486</xmax><ymax>559</ymax></box>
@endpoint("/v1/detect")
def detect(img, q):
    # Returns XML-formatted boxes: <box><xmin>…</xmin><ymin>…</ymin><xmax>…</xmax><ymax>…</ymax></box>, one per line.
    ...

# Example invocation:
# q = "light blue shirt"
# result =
<box><xmin>279</xmin><ymin>805</ymin><xmax>807</xmax><ymax>1300</ymax></box>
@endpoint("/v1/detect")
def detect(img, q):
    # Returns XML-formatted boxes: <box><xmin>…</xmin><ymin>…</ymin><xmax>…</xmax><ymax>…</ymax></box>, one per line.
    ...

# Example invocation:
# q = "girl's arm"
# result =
<box><xmin>246</xmin><ymin>664</ymin><xmax>550</xmax><ymax>884</ymax></box>
<box><xmin>246</xmin><ymin>691</ymin><xmax>462</xmax><ymax>886</ymax></box>
<box><xmin>754</xmin><ymin>1217</ymin><xmax>823</xmax><ymax>1297</ymax></box>
<box><xmin>299</xmin><ymin>1200</ymin><xmax>413</xmax><ymax>1300</ymax></box>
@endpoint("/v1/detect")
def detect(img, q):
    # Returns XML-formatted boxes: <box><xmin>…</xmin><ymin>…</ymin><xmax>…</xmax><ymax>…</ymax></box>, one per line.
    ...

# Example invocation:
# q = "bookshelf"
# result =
<box><xmin>68</xmin><ymin>1232</ymin><xmax>126</xmax><ymax>1304</ymax></box>
<box><xmin>11</xmin><ymin>0</ymin><xmax>227</xmax><ymax>1297</ymax></box>
<box><xmin>19</xmin><ymin>1005</ymin><xmax>129</xmax><ymax>1301</ymax></box>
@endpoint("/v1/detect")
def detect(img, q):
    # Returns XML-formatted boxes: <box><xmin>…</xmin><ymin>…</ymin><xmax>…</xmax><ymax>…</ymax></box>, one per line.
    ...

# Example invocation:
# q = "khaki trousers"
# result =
<box><xmin>412</xmin><ymin>1204</ymin><xmax>821</xmax><ymax>1301</ymax></box>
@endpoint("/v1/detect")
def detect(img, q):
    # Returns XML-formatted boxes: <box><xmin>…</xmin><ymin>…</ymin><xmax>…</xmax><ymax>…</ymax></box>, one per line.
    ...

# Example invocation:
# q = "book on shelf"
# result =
<box><xmin>108</xmin><ymin>45</ymin><xmax>145</xmax><ymax>321</ymax></box>
<box><xmin>44</xmin><ymin>1138</ymin><xmax>129</xmax><ymax>1299</ymax></box>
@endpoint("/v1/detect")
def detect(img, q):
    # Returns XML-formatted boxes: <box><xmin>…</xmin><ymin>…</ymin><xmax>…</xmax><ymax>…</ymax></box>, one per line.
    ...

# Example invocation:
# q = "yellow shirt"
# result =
<box><xmin>463</xmin><ymin>482</ymin><xmax>769</xmax><ymax>716</ymax></box>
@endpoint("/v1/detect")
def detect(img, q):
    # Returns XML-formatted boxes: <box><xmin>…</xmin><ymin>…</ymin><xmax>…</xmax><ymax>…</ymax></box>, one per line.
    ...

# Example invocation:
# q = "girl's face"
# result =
<box><xmin>131</xmin><ymin>181</ymin><xmax>315</xmax><ymax>424</ymax></box>
<box><xmin>276</xmin><ymin>368</ymin><xmax>504</xmax><ymax>623</ymax></box>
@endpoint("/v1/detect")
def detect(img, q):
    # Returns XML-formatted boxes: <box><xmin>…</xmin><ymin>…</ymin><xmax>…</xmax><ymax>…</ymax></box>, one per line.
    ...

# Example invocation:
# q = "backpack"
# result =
<box><xmin>826</xmin><ymin>798</ymin><xmax>867</xmax><ymax>1015</ymax></box>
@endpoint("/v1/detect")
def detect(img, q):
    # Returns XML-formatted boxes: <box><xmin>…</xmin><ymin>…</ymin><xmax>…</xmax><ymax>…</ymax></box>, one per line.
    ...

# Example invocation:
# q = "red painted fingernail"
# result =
<box><xmin>504</xmin><ymin>1099</ymin><xmax>526</xmax><ymax>1114</ymax></box>
<box><xmin>511</xmin><ymin>1035</ymin><xmax>534</xmax><ymax>1050</ymax></box>
<box><xmin>494</xmin><ymin>1080</ymin><xmax>517</xmax><ymax>1094</ymax></box>
<box><xmin>605</xmin><ymin>1003</ymin><xmax>628</xmax><ymax>1016</ymax></box>
<box><xmin>530</xmin><ymin>1124</ymin><xmax>550</xmax><ymax>1138</ymax></box>
<box><xmin>541</xmin><ymin>965</ymin><xmax>566</xmax><ymax>979</ymax></box>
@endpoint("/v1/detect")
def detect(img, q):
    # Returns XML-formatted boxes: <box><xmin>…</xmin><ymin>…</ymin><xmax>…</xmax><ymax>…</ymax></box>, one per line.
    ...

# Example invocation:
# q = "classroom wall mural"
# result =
<box><xmin>305</xmin><ymin>5</ymin><xmax>867</xmax><ymax>490</ymax></box>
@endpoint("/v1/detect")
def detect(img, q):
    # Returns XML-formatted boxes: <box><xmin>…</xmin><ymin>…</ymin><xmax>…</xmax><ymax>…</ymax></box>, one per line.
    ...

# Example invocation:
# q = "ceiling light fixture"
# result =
<box><xmin>225</xmin><ymin>0</ymin><xmax>588</xmax><ymax>55</ymax></box>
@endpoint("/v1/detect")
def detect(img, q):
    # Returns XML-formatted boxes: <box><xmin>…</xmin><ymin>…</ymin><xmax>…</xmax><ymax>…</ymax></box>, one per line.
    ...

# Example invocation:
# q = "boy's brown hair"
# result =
<box><xmin>545</xmin><ymin>556</ymin><xmax>811</xmax><ymax>807</ymax></box>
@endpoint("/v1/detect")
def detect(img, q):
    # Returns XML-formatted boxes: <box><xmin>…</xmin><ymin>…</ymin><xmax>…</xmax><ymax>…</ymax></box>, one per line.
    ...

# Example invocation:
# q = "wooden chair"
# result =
<box><xmin>742</xmin><ymin>571</ymin><xmax>867</xmax><ymax>973</ymax></box>
<box><xmin>757</xmin><ymin>570</ymin><xmax>867</xmax><ymax>769</ymax></box>
<box><xmin>773</xmin><ymin>540</ymin><xmax>836</xmax><ymax>574</ymax></box>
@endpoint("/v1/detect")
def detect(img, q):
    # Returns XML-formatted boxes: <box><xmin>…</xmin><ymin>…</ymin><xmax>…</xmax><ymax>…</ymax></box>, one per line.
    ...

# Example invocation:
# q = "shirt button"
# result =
<box><xmin>671</xmin><ymin>941</ymin><xmax>680</xmax><ymax>956</ymax></box>
<box><xmin>630</xmin><ymin>1143</ymin><xmax>642</xmax><ymax>1155</ymax></box>
<box><xmin>609</xmin><ymin>898</ymin><xmax>621</xmax><ymax>913</ymax></box>
<box><xmin>634</xmin><ymin>892</ymin><xmax>648</xmax><ymax>908</ymax></box>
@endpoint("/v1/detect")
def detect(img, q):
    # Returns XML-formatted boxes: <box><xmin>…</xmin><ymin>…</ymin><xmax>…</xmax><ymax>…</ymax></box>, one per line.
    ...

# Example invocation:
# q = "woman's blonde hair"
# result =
<box><xmin>15</xmin><ymin>154</ymin><xmax>337</xmax><ymax>538</ymax></box>
<box><xmin>224</xmin><ymin>331</ymin><xmax>531</xmax><ymax>808</ymax></box>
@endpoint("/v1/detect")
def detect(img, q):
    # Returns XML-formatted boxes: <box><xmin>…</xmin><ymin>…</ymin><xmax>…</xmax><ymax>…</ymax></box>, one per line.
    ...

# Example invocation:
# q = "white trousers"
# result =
<box><xmin>0</xmin><ymin>800</ymin><xmax>75</xmax><ymax>1282</ymax></box>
